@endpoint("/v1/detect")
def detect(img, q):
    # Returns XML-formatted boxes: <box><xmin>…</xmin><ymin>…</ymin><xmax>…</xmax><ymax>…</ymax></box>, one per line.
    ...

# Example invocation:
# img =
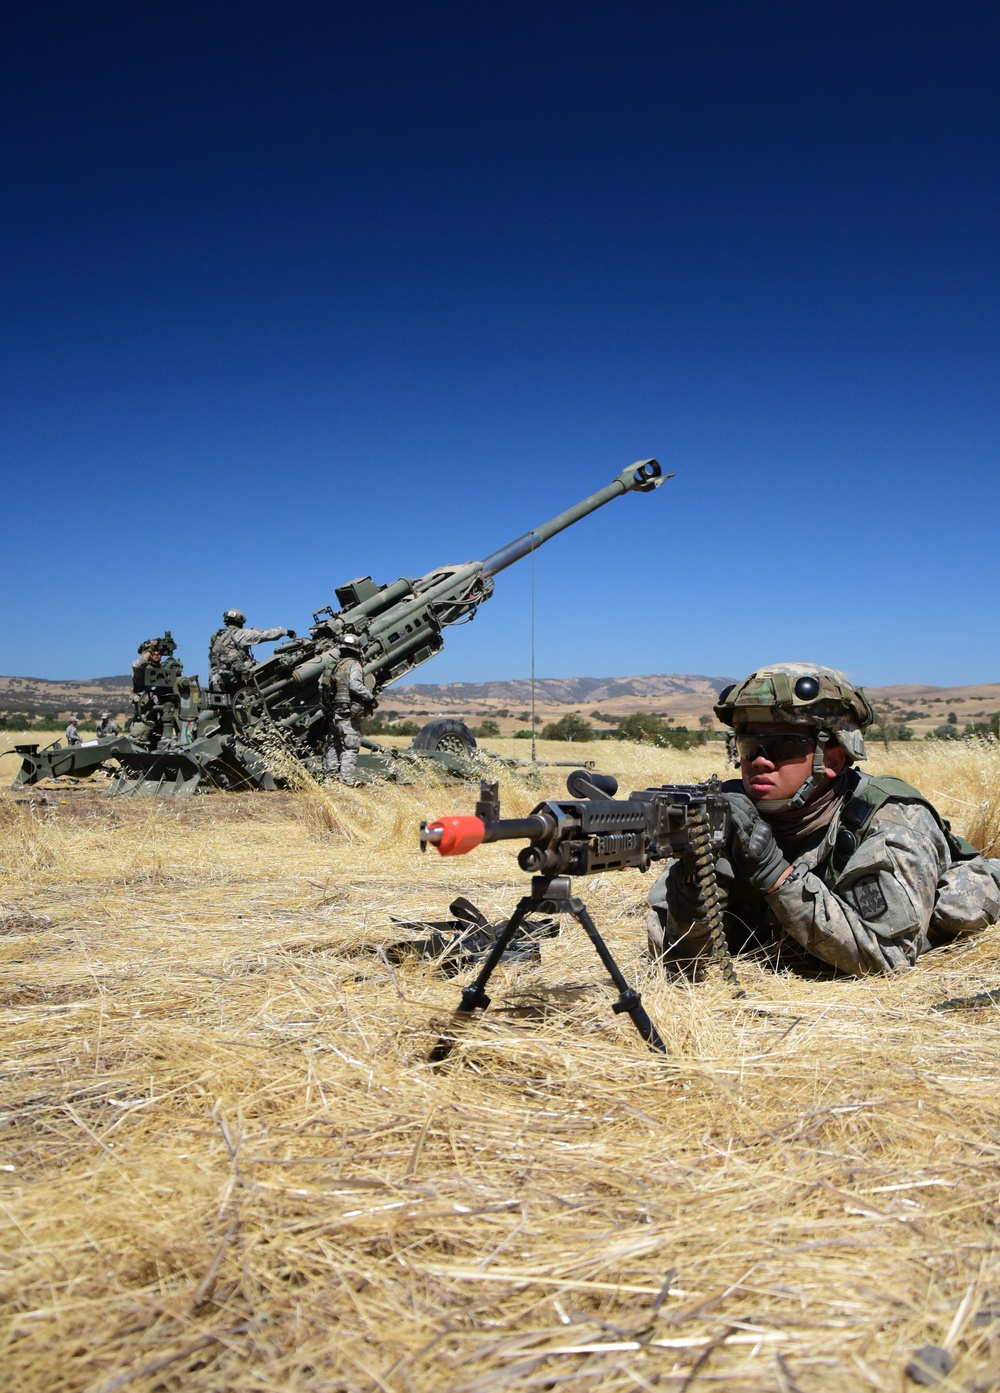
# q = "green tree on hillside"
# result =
<box><xmin>540</xmin><ymin>713</ymin><xmax>594</xmax><ymax>742</ymax></box>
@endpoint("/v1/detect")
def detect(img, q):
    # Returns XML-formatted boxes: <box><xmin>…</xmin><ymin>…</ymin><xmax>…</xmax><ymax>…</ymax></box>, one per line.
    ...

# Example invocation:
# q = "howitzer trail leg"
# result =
<box><xmin>567</xmin><ymin>898</ymin><xmax>667</xmax><ymax>1055</ymax></box>
<box><xmin>428</xmin><ymin>895</ymin><xmax>537</xmax><ymax>1063</ymax></box>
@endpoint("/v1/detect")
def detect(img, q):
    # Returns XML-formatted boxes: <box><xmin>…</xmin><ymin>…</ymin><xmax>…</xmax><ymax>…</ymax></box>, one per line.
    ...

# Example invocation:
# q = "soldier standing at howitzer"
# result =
<box><xmin>96</xmin><ymin>711</ymin><xmax>120</xmax><ymax>739</ymax></box>
<box><xmin>208</xmin><ymin>609</ymin><xmax>295</xmax><ymax>689</ymax></box>
<box><xmin>129</xmin><ymin>639</ymin><xmax>162</xmax><ymax>747</ymax></box>
<box><xmin>320</xmin><ymin>630</ymin><xmax>376</xmax><ymax>785</ymax></box>
<box><xmin>65</xmin><ymin>717</ymin><xmax>82</xmax><ymax>746</ymax></box>
<box><xmin>648</xmin><ymin>663</ymin><xmax>1000</xmax><ymax>978</ymax></box>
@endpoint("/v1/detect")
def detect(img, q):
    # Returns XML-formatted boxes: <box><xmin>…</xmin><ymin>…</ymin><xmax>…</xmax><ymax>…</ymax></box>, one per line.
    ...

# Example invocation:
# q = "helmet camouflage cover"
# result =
<box><xmin>224</xmin><ymin>609</ymin><xmax>246</xmax><ymax>626</ymax></box>
<box><xmin>714</xmin><ymin>662</ymin><xmax>874</xmax><ymax>762</ymax></box>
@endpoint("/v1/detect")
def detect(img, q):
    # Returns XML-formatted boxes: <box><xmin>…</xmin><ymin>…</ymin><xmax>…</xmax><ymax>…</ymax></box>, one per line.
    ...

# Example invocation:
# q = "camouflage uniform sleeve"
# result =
<box><xmin>931</xmin><ymin>858</ymin><xmax>1000</xmax><ymax>937</ymax></box>
<box><xmin>347</xmin><ymin>661</ymin><xmax>370</xmax><ymax>703</ymax></box>
<box><xmin>234</xmin><ymin>627</ymin><xmax>286</xmax><ymax>650</ymax></box>
<box><xmin>765</xmin><ymin>803</ymin><xmax>951</xmax><ymax>975</ymax></box>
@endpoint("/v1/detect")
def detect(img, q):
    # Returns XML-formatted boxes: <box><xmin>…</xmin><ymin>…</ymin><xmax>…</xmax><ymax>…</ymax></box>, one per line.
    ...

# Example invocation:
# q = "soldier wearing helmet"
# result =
<box><xmin>96</xmin><ymin>711</ymin><xmax>120</xmax><ymax>740</ymax></box>
<box><xmin>319</xmin><ymin>629</ymin><xmax>376</xmax><ymax>785</ymax></box>
<box><xmin>208</xmin><ymin>609</ymin><xmax>296</xmax><ymax>690</ymax></box>
<box><xmin>647</xmin><ymin>662</ymin><xmax>1000</xmax><ymax>977</ymax></box>
<box><xmin>132</xmin><ymin>639</ymin><xmax>162</xmax><ymax>690</ymax></box>
<box><xmin>128</xmin><ymin>639</ymin><xmax>164</xmax><ymax>746</ymax></box>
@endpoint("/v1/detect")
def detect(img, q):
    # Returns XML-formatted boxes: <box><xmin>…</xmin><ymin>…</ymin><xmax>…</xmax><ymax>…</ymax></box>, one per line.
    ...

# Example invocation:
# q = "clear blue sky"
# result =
<box><xmin>2</xmin><ymin>2</ymin><xmax>997</xmax><ymax>688</ymax></box>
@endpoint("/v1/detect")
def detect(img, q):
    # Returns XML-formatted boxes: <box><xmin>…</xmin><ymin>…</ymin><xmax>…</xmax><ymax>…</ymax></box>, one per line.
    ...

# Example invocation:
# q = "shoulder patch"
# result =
<box><xmin>853</xmin><ymin>874</ymin><xmax>888</xmax><ymax>920</ymax></box>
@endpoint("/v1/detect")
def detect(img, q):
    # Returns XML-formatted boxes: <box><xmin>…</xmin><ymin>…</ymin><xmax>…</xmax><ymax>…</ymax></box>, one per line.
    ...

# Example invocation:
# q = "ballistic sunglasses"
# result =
<box><xmin>735</xmin><ymin>731</ymin><xmax>817</xmax><ymax>763</ymax></box>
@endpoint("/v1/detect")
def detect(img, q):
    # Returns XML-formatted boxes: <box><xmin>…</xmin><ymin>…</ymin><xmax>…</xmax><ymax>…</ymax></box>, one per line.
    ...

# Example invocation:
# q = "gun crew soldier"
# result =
<box><xmin>132</xmin><ymin>639</ymin><xmax>161</xmax><ymax>689</ymax></box>
<box><xmin>129</xmin><ymin>639</ymin><xmax>162</xmax><ymax>747</ymax></box>
<box><xmin>208</xmin><ymin>609</ymin><xmax>295</xmax><ymax>689</ymax></box>
<box><xmin>96</xmin><ymin>711</ymin><xmax>120</xmax><ymax>739</ymax></box>
<box><xmin>320</xmin><ymin>630</ymin><xmax>376</xmax><ymax>785</ymax></box>
<box><xmin>648</xmin><ymin>663</ymin><xmax>1000</xmax><ymax>977</ymax></box>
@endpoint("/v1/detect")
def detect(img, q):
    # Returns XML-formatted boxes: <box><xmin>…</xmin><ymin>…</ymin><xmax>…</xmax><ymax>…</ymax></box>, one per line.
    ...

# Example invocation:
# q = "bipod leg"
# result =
<box><xmin>429</xmin><ymin>894</ymin><xmax>536</xmax><ymax>1064</ymax></box>
<box><xmin>568</xmin><ymin>898</ymin><xmax>668</xmax><ymax>1056</ymax></box>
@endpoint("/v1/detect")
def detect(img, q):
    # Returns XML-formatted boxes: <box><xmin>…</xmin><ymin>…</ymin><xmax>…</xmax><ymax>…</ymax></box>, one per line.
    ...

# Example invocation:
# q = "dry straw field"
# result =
<box><xmin>2</xmin><ymin>735</ymin><xmax>1000</xmax><ymax>1392</ymax></box>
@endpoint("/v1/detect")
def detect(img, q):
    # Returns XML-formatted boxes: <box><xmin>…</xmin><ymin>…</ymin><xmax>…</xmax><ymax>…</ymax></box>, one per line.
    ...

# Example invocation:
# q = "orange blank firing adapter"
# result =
<box><xmin>420</xmin><ymin>816</ymin><xmax>486</xmax><ymax>856</ymax></box>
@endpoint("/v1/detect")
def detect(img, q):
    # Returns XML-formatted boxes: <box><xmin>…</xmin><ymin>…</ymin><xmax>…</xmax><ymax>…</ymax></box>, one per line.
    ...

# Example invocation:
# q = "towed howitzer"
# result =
<box><xmin>213</xmin><ymin>458</ymin><xmax>669</xmax><ymax>770</ymax></box>
<box><xmin>419</xmin><ymin>771</ymin><xmax>738</xmax><ymax>1060</ymax></box>
<box><xmin>8</xmin><ymin>459</ymin><xmax>668</xmax><ymax>795</ymax></box>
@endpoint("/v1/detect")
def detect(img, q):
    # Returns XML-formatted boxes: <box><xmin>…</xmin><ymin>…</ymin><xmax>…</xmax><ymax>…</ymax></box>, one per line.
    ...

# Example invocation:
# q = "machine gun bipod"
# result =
<box><xmin>429</xmin><ymin>872</ymin><xmax>667</xmax><ymax>1062</ymax></box>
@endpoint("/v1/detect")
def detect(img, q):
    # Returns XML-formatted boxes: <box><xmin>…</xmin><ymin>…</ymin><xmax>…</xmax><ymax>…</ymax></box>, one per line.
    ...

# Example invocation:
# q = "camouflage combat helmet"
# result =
<box><xmin>715</xmin><ymin>662</ymin><xmax>874</xmax><ymax>810</ymax></box>
<box><xmin>223</xmin><ymin>608</ymin><xmax>246</xmax><ymax>626</ymax></box>
<box><xmin>339</xmin><ymin>629</ymin><xmax>363</xmax><ymax>652</ymax></box>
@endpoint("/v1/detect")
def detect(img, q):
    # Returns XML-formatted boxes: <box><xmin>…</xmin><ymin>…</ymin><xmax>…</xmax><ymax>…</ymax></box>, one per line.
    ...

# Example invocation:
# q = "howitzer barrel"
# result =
<box><xmin>481</xmin><ymin>458</ymin><xmax>667</xmax><ymax>577</ymax></box>
<box><xmin>215</xmin><ymin>457</ymin><xmax>671</xmax><ymax>759</ymax></box>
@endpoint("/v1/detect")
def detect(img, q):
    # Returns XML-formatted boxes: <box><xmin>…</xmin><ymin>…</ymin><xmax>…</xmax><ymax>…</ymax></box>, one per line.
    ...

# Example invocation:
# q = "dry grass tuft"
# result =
<box><xmin>2</xmin><ymin>740</ymin><xmax>1000</xmax><ymax>1391</ymax></box>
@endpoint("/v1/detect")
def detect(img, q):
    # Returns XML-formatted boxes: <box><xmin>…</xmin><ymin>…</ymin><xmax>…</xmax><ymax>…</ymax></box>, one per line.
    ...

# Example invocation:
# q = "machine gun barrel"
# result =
<box><xmin>422</xmin><ymin>814</ymin><xmax>550</xmax><ymax>854</ymax></box>
<box><xmin>480</xmin><ymin>459</ymin><xmax>668</xmax><ymax>577</ymax></box>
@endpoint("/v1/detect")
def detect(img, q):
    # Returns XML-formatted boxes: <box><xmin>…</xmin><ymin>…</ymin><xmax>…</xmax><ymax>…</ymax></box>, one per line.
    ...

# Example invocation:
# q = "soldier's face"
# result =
<box><xmin>739</xmin><ymin>723</ymin><xmax>846</xmax><ymax>802</ymax></box>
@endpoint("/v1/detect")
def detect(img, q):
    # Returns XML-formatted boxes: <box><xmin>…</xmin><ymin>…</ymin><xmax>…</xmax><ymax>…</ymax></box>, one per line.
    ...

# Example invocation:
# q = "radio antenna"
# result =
<box><xmin>530</xmin><ymin>535</ymin><xmax>537</xmax><ymax>763</ymax></box>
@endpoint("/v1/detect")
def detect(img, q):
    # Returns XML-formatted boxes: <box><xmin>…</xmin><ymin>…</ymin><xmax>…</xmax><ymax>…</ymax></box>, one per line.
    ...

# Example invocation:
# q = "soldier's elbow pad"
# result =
<box><xmin>932</xmin><ymin>860</ymin><xmax>1000</xmax><ymax>936</ymax></box>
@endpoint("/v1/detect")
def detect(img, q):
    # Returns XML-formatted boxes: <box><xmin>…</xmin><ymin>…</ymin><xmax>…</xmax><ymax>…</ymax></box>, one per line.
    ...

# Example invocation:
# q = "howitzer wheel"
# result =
<box><xmin>230</xmin><ymin>687</ymin><xmax>268</xmax><ymax>735</ymax></box>
<box><xmin>411</xmin><ymin>719</ymin><xmax>478</xmax><ymax>756</ymax></box>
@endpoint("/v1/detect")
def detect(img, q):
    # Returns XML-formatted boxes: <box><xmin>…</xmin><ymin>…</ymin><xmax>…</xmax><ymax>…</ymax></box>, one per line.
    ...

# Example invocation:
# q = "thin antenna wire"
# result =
<box><xmin>530</xmin><ymin>533</ymin><xmax>537</xmax><ymax>763</ymax></box>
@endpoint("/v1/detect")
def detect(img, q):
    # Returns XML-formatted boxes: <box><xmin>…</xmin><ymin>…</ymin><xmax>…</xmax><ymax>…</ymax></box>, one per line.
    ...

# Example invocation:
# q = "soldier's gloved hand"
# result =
<box><xmin>724</xmin><ymin>792</ymin><xmax>791</xmax><ymax>893</ymax></box>
<box><xmin>284</xmin><ymin>629</ymin><xmax>296</xmax><ymax>639</ymax></box>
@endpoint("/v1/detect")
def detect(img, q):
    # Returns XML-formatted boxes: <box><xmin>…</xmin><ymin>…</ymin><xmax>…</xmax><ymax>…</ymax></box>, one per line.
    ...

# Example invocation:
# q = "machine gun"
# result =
<box><xmin>211</xmin><ymin>458</ymin><xmax>669</xmax><ymax>771</ymax></box>
<box><xmin>419</xmin><ymin>770</ymin><xmax>739</xmax><ymax>1059</ymax></box>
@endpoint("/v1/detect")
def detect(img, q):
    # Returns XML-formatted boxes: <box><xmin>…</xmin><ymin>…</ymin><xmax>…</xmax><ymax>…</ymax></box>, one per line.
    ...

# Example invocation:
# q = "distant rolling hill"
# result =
<box><xmin>0</xmin><ymin>673</ymin><xmax>133</xmax><ymax>720</ymax></box>
<box><xmin>0</xmin><ymin>670</ymin><xmax>997</xmax><ymax>740</ymax></box>
<box><xmin>397</xmin><ymin>673</ymin><xmax>735</xmax><ymax>705</ymax></box>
